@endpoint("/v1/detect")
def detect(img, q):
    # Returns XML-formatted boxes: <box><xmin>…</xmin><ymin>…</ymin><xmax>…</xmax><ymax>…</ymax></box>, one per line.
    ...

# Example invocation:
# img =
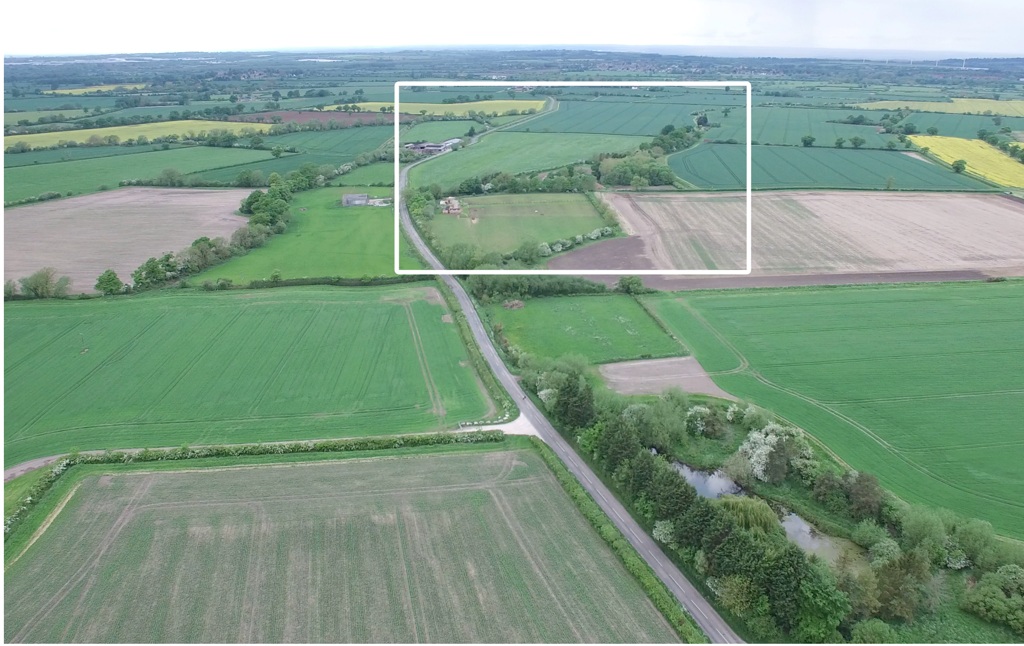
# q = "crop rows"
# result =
<box><xmin>644</xmin><ymin>281</ymin><xmax>1024</xmax><ymax>538</ymax></box>
<box><xmin>668</xmin><ymin>143</ymin><xmax>993</xmax><ymax>190</ymax></box>
<box><xmin>909</xmin><ymin>135</ymin><xmax>1024</xmax><ymax>187</ymax></box>
<box><xmin>3</xmin><ymin>286</ymin><xmax>489</xmax><ymax>467</ymax></box>
<box><xmin>507</xmin><ymin>100</ymin><xmax>715</xmax><ymax>136</ymax></box>
<box><xmin>4</xmin><ymin>450</ymin><xmax>679</xmax><ymax>642</ymax></box>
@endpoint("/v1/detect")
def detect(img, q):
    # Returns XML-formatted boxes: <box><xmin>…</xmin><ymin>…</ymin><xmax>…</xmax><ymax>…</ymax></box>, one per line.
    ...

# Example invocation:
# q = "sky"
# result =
<box><xmin>3</xmin><ymin>0</ymin><xmax>1022</xmax><ymax>57</ymax></box>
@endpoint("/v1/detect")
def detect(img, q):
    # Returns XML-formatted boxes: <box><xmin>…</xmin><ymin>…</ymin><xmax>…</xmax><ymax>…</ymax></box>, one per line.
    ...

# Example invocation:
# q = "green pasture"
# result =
<box><xmin>195</xmin><ymin>187</ymin><xmax>402</xmax><ymax>283</ymax></box>
<box><xmin>4</xmin><ymin>109</ymin><xmax>90</xmax><ymax>126</ymax></box>
<box><xmin>192</xmin><ymin>126</ymin><xmax>392</xmax><ymax>182</ymax></box>
<box><xmin>5</xmin><ymin>146</ymin><xmax>277</xmax><ymax>202</ymax></box>
<box><xmin>668</xmin><ymin>143</ymin><xmax>993</xmax><ymax>191</ymax></box>
<box><xmin>4</xmin><ymin>448</ymin><xmax>678</xmax><ymax>643</ymax></box>
<box><xmin>409</xmin><ymin>132</ymin><xmax>647</xmax><ymax>190</ymax></box>
<box><xmin>708</xmin><ymin>106</ymin><xmax>896</xmax><ymax>147</ymax></box>
<box><xmin>430</xmin><ymin>193</ymin><xmax>607</xmax><ymax>254</ymax></box>
<box><xmin>4</xmin><ymin>143</ymin><xmax>190</xmax><ymax>167</ymax></box>
<box><xmin>3</xmin><ymin>285</ymin><xmax>489</xmax><ymax>467</ymax></box>
<box><xmin>400</xmin><ymin>120</ymin><xmax>477</xmax><ymax>144</ymax></box>
<box><xmin>3</xmin><ymin>95</ymin><xmax>120</xmax><ymax>112</ymax></box>
<box><xmin>895</xmin><ymin>112</ymin><xmax>1024</xmax><ymax>140</ymax></box>
<box><xmin>336</xmin><ymin>162</ymin><xmax>394</xmax><ymax>186</ymax></box>
<box><xmin>507</xmin><ymin>100</ymin><xmax>713</xmax><ymax>136</ymax></box>
<box><xmin>4</xmin><ymin>468</ymin><xmax>47</xmax><ymax>518</ymax></box>
<box><xmin>643</xmin><ymin>280</ymin><xmax>1024</xmax><ymax>538</ymax></box>
<box><xmin>485</xmin><ymin>295</ymin><xmax>685</xmax><ymax>365</ymax></box>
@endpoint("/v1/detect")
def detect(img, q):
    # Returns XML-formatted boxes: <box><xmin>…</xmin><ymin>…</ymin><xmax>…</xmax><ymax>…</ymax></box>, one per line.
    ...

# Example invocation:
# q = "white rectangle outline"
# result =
<box><xmin>394</xmin><ymin>80</ymin><xmax>751</xmax><ymax>276</ymax></box>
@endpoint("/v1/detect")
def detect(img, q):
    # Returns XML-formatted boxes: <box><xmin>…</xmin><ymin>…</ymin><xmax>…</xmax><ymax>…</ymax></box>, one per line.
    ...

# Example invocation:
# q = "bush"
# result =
<box><xmin>19</xmin><ymin>267</ymin><xmax>71</xmax><ymax>299</ymax></box>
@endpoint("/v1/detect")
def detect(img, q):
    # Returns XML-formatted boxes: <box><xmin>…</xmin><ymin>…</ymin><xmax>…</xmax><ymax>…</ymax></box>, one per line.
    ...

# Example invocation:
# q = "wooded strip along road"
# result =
<box><xmin>398</xmin><ymin>155</ymin><xmax>743</xmax><ymax>644</ymax></box>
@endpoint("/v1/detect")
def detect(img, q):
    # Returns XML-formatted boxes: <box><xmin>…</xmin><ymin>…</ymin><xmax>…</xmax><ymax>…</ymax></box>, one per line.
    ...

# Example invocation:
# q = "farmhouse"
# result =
<box><xmin>403</xmin><ymin>138</ymin><xmax>462</xmax><ymax>154</ymax></box>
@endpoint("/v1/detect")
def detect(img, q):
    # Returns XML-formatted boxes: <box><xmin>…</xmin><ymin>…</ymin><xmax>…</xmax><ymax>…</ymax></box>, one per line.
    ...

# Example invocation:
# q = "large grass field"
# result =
<box><xmin>338</xmin><ymin>100</ymin><xmax>546</xmax><ymax>116</ymax></box>
<box><xmin>430</xmin><ymin>193</ymin><xmax>607</xmax><ymax>254</ymax></box>
<box><xmin>4</xmin><ymin>120</ymin><xmax>274</xmax><ymax>149</ymax></box>
<box><xmin>643</xmin><ymin>281</ymin><xmax>1024</xmax><ymax>538</ymax></box>
<box><xmin>4</xmin><ymin>109</ymin><xmax>91</xmax><ymax>125</ymax></box>
<box><xmin>4</xmin><ymin>447</ymin><xmax>679</xmax><ymax>643</ymax></box>
<box><xmin>335</xmin><ymin>162</ymin><xmax>394</xmax><ymax>186</ymax></box>
<box><xmin>668</xmin><ymin>143</ymin><xmax>994</xmax><ymax>190</ymax></box>
<box><xmin>409</xmin><ymin>132</ymin><xmax>648</xmax><ymax>190</ymax></box>
<box><xmin>485</xmin><ymin>295</ymin><xmax>685</xmax><ymax>364</ymax></box>
<box><xmin>506</xmin><ymin>100</ymin><xmax>714</xmax><ymax>136</ymax></box>
<box><xmin>3</xmin><ymin>286</ymin><xmax>490</xmax><ymax>467</ymax></box>
<box><xmin>896</xmin><ymin>112</ymin><xmax>1024</xmax><ymax>140</ymax></box>
<box><xmin>909</xmin><ymin>135</ymin><xmax>1024</xmax><ymax>187</ymax></box>
<box><xmin>195</xmin><ymin>187</ymin><xmax>400</xmax><ymax>283</ymax></box>
<box><xmin>401</xmin><ymin>120</ymin><xmax>479</xmax><ymax>143</ymax></box>
<box><xmin>5</xmin><ymin>146</ymin><xmax>278</xmax><ymax>202</ymax></box>
<box><xmin>192</xmin><ymin>126</ymin><xmax>393</xmax><ymax>182</ymax></box>
<box><xmin>707</xmin><ymin>106</ymin><xmax>896</xmax><ymax>147</ymax></box>
<box><xmin>4</xmin><ymin>143</ymin><xmax>192</xmax><ymax>167</ymax></box>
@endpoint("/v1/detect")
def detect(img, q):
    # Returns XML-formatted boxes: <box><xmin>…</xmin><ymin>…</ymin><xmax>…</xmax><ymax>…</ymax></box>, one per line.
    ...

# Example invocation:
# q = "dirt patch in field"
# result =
<box><xmin>552</xmin><ymin>191</ymin><xmax>1024</xmax><ymax>281</ymax></box>
<box><xmin>902</xmin><ymin>151</ymin><xmax>935</xmax><ymax>164</ymax></box>
<box><xmin>228</xmin><ymin>111</ymin><xmax>414</xmax><ymax>126</ymax></box>
<box><xmin>441</xmin><ymin>314</ymin><xmax>453</xmax><ymax>323</ymax></box>
<box><xmin>599</xmin><ymin>357</ymin><xmax>737</xmax><ymax>400</ymax></box>
<box><xmin>4</xmin><ymin>187</ymin><xmax>250</xmax><ymax>293</ymax></box>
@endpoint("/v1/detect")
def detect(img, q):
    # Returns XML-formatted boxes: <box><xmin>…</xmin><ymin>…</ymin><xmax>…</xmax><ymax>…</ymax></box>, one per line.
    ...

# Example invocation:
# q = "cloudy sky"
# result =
<box><xmin>3</xmin><ymin>0</ymin><xmax>1021</xmax><ymax>57</ymax></box>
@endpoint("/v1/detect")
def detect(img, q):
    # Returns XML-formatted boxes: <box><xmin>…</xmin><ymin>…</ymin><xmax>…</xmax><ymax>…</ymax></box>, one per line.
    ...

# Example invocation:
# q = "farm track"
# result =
<box><xmin>398</xmin><ymin>151</ymin><xmax>742</xmax><ymax>643</ymax></box>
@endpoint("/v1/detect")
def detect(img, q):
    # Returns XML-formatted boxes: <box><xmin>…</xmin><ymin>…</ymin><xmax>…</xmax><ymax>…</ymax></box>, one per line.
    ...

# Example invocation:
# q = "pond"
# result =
<box><xmin>672</xmin><ymin>460</ymin><xmax>865</xmax><ymax>567</ymax></box>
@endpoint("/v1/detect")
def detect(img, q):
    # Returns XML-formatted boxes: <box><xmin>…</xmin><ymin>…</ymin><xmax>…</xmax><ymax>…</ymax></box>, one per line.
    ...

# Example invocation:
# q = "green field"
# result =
<box><xmin>401</xmin><ymin>120</ymin><xmax>478</xmax><ymax>143</ymax></box>
<box><xmin>668</xmin><ymin>143</ymin><xmax>994</xmax><ymax>191</ymax></box>
<box><xmin>3</xmin><ymin>468</ymin><xmax>46</xmax><ymax>517</ymax></box>
<box><xmin>409</xmin><ymin>132</ymin><xmax>647</xmax><ymax>190</ymax></box>
<box><xmin>5</xmin><ymin>146</ymin><xmax>278</xmax><ymax>202</ymax></box>
<box><xmin>336</xmin><ymin>162</ymin><xmax>395</xmax><ymax>186</ymax></box>
<box><xmin>4</xmin><ymin>448</ymin><xmax>679</xmax><ymax>643</ymax></box>
<box><xmin>3</xmin><ymin>96</ymin><xmax>120</xmax><ymax>112</ymax></box>
<box><xmin>486</xmin><ymin>295</ymin><xmax>685</xmax><ymax>364</ymax></box>
<box><xmin>4</xmin><ymin>109</ymin><xmax>90</xmax><ymax>126</ymax></box>
<box><xmin>4</xmin><ymin>143</ymin><xmax>192</xmax><ymax>167</ymax></box>
<box><xmin>895</xmin><ymin>112</ymin><xmax>1024</xmax><ymax>140</ymax></box>
<box><xmin>195</xmin><ymin>188</ymin><xmax>399</xmax><ymax>283</ymax></box>
<box><xmin>3</xmin><ymin>286</ymin><xmax>490</xmax><ymax>467</ymax></box>
<box><xmin>506</xmin><ymin>100</ymin><xmax>714</xmax><ymax>136</ymax></box>
<box><xmin>643</xmin><ymin>281</ymin><xmax>1024</xmax><ymax>538</ymax></box>
<box><xmin>707</xmin><ymin>106</ymin><xmax>896</xmax><ymax>147</ymax></box>
<box><xmin>192</xmin><ymin>126</ymin><xmax>393</xmax><ymax>182</ymax></box>
<box><xmin>430</xmin><ymin>193</ymin><xmax>607</xmax><ymax>254</ymax></box>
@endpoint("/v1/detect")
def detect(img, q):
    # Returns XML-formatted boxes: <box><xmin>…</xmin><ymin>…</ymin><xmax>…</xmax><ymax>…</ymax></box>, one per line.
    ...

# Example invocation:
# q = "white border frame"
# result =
<box><xmin>394</xmin><ymin>80</ymin><xmax>751</xmax><ymax>275</ymax></box>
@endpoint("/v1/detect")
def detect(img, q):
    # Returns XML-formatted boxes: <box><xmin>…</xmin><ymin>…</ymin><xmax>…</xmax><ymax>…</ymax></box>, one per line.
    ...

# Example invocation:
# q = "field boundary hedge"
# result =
<box><xmin>528</xmin><ymin>436</ymin><xmax>708</xmax><ymax>643</ymax></box>
<box><xmin>4</xmin><ymin>430</ymin><xmax>505</xmax><ymax>542</ymax></box>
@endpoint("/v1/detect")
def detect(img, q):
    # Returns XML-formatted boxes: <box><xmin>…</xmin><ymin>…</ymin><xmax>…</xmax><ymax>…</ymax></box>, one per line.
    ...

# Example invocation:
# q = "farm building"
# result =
<box><xmin>404</xmin><ymin>138</ymin><xmax>462</xmax><ymax>154</ymax></box>
<box><xmin>440</xmin><ymin>197</ymin><xmax>461</xmax><ymax>215</ymax></box>
<box><xmin>342</xmin><ymin>194</ymin><xmax>368</xmax><ymax>207</ymax></box>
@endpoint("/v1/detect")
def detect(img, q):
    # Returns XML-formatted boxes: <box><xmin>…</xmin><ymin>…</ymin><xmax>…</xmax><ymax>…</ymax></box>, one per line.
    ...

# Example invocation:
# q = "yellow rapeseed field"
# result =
<box><xmin>324</xmin><ymin>100</ymin><xmax>546</xmax><ymax>117</ymax></box>
<box><xmin>857</xmin><ymin>98</ymin><xmax>1024</xmax><ymax>117</ymax></box>
<box><xmin>909</xmin><ymin>135</ymin><xmax>1024</xmax><ymax>187</ymax></box>
<box><xmin>44</xmin><ymin>84</ymin><xmax>147</xmax><ymax>95</ymax></box>
<box><xmin>4</xmin><ymin>120</ymin><xmax>273</xmax><ymax>149</ymax></box>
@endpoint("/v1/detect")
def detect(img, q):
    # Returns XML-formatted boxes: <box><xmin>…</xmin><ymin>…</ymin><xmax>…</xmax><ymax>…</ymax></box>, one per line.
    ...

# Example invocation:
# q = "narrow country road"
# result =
<box><xmin>399</xmin><ymin>154</ymin><xmax>743</xmax><ymax>643</ymax></box>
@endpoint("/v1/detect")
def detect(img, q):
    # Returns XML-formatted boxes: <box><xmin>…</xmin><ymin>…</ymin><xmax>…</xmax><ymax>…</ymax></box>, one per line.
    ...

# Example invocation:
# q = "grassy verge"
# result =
<box><xmin>529</xmin><ymin>436</ymin><xmax>708</xmax><ymax>643</ymax></box>
<box><xmin>435</xmin><ymin>278</ymin><xmax>518</xmax><ymax>423</ymax></box>
<box><xmin>4</xmin><ymin>468</ymin><xmax>47</xmax><ymax>518</ymax></box>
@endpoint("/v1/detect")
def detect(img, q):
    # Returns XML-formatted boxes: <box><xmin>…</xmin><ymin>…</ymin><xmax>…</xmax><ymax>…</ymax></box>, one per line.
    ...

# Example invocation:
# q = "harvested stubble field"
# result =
<box><xmin>3</xmin><ymin>286</ymin><xmax>490</xmax><ymax>467</ymax></box>
<box><xmin>562</xmin><ymin>191</ymin><xmax>1024</xmax><ymax>274</ymax></box>
<box><xmin>43</xmin><ymin>83</ymin><xmax>146</xmax><ymax>95</ymax></box>
<box><xmin>4</xmin><ymin>146</ymin><xmax>277</xmax><ymax>202</ymax></box>
<box><xmin>668</xmin><ymin>143</ymin><xmax>993</xmax><ymax>191</ymax></box>
<box><xmin>3</xmin><ymin>449</ymin><xmax>679</xmax><ymax>643</ymax></box>
<box><xmin>485</xmin><ymin>295</ymin><xmax>685</xmax><ymax>364</ymax></box>
<box><xmin>195</xmin><ymin>187</ymin><xmax>402</xmax><ymax>283</ymax></box>
<box><xmin>408</xmin><ymin>132</ymin><xmax>648</xmax><ymax>190</ymax></box>
<box><xmin>908</xmin><ymin>135</ymin><xmax>1024</xmax><ymax>187</ymax></box>
<box><xmin>643</xmin><ymin>281</ymin><xmax>1024</xmax><ymax>538</ymax></box>
<box><xmin>3</xmin><ymin>120</ymin><xmax>273</xmax><ymax>149</ymax></box>
<box><xmin>430</xmin><ymin>193</ymin><xmax>607</xmax><ymax>254</ymax></box>
<box><xmin>4</xmin><ymin>187</ymin><xmax>250</xmax><ymax>291</ymax></box>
